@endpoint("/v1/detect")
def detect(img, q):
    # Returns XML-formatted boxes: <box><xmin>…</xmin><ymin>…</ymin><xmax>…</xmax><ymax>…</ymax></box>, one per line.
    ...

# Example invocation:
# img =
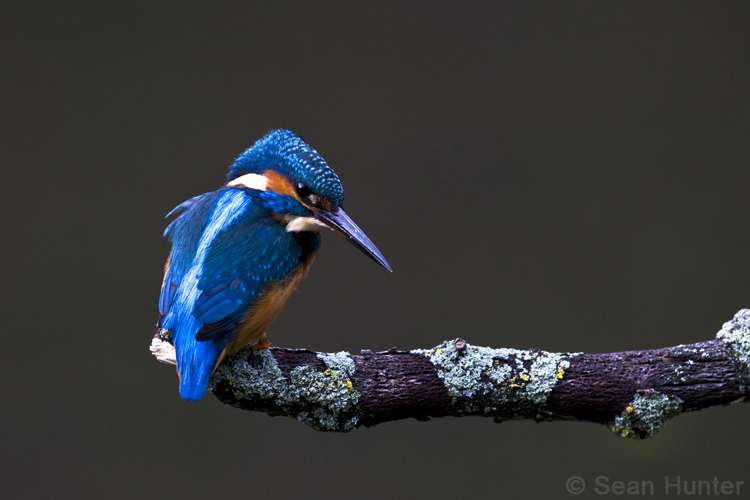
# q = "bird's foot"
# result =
<box><xmin>252</xmin><ymin>337</ymin><xmax>273</xmax><ymax>351</ymax></box>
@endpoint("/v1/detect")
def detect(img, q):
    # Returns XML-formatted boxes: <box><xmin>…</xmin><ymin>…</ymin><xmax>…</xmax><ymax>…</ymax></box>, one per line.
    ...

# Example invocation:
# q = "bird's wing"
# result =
<box><xmin>159</xmin><ymin>192</ymin><xmax>216</xmax><ymax>315</ymax></box>
<box><xmin>191</xmin><ymin>196</ymin><xmax>307</xmax><ymax>340</ymax></box>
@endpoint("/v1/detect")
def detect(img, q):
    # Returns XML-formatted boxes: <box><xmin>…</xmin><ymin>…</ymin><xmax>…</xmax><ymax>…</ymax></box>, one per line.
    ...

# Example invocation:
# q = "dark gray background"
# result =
<box><xmin>3</xmin><ymin>2</ymin><xmax>750</xmax><ymax>498</ymax></box>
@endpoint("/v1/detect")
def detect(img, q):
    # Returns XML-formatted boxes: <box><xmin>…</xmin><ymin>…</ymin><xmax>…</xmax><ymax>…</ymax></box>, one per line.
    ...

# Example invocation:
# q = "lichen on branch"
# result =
<box><xmin>411</xmin><ymin>341</ymin><xmax>577</xmax><ymax>421</ymax></box>
<box><xmin>151</xmin><ymin>310</ymin><xmax>750</xmax><ymax>437</ymax></box>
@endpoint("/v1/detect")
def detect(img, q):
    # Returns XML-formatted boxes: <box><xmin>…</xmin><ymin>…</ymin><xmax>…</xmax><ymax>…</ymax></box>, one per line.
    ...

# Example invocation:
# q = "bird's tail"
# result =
<box><xmin>174</xmin><ymin>327</ymin><xmax>228</xmax><ymax>401</ymax></box>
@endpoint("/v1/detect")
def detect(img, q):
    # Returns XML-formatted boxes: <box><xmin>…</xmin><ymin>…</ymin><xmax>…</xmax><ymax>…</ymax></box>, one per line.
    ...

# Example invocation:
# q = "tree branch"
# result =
<box><xmin>150</xmin><ymin>309</ymin><xmax>750</xmax><ymax>438</ymax></box>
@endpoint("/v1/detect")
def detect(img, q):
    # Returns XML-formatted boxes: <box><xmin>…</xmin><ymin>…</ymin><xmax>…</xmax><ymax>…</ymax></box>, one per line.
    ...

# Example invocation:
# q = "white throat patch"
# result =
<box><xmin>227</xmin><ymin>173</ymin><xmax>268</xmax><ymax>191</ymax></box>
<box><xmin>285</xmin><ymin>216</ymin><xmax>330</xmax><ymax>233</ymax></box>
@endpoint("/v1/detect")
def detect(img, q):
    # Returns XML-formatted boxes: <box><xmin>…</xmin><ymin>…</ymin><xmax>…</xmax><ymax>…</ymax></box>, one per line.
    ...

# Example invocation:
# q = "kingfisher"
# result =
<box><xmin>157</xmin><ymin>130</ymin><xmax>391</xmax><ymax>401</ymax></box>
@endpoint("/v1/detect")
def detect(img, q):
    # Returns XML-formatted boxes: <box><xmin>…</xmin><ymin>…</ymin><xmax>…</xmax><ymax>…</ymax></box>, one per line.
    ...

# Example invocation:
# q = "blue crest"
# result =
<box><xmin>228</xmin><ymin>129</ymin><xmax>345</xmax><ymax>210</ymax></box>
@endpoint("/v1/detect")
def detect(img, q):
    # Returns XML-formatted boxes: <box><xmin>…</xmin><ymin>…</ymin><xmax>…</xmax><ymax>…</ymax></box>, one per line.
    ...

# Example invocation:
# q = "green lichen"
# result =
<box><xmin>612</xmin><ymin>392</ymin><xmax>682</xmax><ymax>439</ymax></box>
<box><xmin>411</xmin><ymin>340</ymin><xmax>576</xmax><ymax>421</ymax></box>
<box><xmin>210</xmin><ymin>349</ymin><xmax>360</xmax><ymax>432</ymax></box>
<box><xmin>716</xmin><ymin>309</ymin><xmax>750</xmax><ymax>394</ymax></box>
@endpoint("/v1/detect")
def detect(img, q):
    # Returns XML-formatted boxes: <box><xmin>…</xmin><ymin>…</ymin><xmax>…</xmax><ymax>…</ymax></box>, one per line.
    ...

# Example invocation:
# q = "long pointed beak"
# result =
<box><xmin>313</xmin><ymin>208</ymin><xmax>392</xmax><ymax>272</ymax></box>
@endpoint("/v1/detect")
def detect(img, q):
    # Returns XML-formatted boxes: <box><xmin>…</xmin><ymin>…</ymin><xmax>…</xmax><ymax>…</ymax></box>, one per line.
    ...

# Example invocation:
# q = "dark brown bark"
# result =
<box><xmin>544</xmin><ymin>339</ymin><xmax>743</xmax><ymax>422</ymax></box>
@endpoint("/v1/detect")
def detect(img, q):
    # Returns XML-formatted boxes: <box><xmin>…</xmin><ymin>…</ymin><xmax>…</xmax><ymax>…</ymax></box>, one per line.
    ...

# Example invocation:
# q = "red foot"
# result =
<box><xmin>252</xmin><ymin>337</ymin><xmax>273</xmax><ymax>350</ymax></box>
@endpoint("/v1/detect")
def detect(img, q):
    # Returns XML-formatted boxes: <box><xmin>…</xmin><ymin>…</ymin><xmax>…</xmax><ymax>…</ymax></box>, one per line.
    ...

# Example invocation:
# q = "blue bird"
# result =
<box><xmin>158</xmin><ymin>130</ymin><xmax>391</xmax><ymax>401</ymax></box>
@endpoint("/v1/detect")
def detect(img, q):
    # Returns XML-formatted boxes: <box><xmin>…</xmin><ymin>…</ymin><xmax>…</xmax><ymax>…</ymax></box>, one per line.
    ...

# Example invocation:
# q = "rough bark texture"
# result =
<box><xmin>352</xmin><ymin>350</ymin><xmax>452</xmax><ymax>427</ymax></box>
<box><xmin>152</xmin><ymin>310</ymin><xmax>750</xmax><ymax>438</ymax></box>
<box><xmin>545</xmin><ymin>339</ymin><xmax>741</xmax><ymax>422</ymax></box>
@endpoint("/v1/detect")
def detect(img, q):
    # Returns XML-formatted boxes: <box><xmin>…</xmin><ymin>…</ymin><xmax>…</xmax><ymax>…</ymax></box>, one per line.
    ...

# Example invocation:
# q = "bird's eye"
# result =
<box><xmin>294</xmin><ymin>182</ymin><xmax>312</xmax><ymax>198</ymax></box>
<box><xmin>294</xmin><ymin>182</ymin><xmax>319</xmax><ymax>206</ymax></box>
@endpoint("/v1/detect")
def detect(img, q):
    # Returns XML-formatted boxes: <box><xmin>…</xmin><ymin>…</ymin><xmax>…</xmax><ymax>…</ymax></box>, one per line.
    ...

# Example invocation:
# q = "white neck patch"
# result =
<box><xmin>227</xmin><ymin>173</ymin><xmax>268</xmax><ymax>191</ymax></box>
<box><xmin>283</xmin><ymin>215</ymin><xmax>331</xmax><ymax>233</ymax></box>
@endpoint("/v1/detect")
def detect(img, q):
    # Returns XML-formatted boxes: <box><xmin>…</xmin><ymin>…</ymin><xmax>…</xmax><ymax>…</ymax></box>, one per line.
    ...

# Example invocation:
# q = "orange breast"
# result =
<box><xmin>161</xmin><ymin>255</ymin><xmax>171</xmax><ymax>289</ymax></box>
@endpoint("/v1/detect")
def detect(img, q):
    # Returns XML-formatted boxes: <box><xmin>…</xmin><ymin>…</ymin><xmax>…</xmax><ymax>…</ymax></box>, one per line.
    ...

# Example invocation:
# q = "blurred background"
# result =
<box><xmin>2</xmin><ymin>1</ymin><xmax>750</xmax><ymax>498</ymax></box>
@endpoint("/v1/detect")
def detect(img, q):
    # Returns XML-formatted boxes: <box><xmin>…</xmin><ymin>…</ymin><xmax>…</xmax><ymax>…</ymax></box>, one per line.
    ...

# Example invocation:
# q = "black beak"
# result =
<box><xmin>313</xmin><ymin>208</ymin><xmax>392</xmax><ymax>272</ymax></box>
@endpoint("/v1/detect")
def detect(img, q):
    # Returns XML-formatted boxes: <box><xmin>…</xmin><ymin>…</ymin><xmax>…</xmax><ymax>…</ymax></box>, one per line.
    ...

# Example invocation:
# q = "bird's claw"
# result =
<box><xmin>252</xmin><ymin>337</ymin><xmax>273</xmax><ymax>350</ymax></box>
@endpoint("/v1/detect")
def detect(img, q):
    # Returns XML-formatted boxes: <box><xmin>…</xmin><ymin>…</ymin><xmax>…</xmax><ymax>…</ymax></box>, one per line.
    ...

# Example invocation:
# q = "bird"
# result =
<box><xmin>157</xmin><ymin>130</ymin><xmax>391</xmax><ymax>401</ymax></box>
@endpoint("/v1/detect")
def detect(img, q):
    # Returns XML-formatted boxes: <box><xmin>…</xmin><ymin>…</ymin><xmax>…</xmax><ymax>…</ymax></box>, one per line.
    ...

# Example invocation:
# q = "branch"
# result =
<box><xmin>150</xmin><ymin>309</ymin><xmax>750</xmax><ymax>438</ymax></box>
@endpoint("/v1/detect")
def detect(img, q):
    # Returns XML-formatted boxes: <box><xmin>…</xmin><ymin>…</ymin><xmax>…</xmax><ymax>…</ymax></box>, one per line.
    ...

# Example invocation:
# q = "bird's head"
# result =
<box><xmin>226</xmin><ymin>130</ymin><xmax>391</xmax><ymax>272</ymax></box>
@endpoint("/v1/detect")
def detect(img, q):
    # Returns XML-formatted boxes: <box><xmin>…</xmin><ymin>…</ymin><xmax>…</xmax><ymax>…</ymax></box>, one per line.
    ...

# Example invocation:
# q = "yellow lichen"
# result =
<box><xmin>626</xmin><ymin>406</ymin><xmax>634</xmax><ymax>414</ymax></box>
<box><xmin>324</xmin><ymin>368</ymin><xmax>331</xmax><ymax>376</ymax></box>
<box><xmin>520</xmin><ymin>373</ymin><xmax>530</xmax><ymax>381</ymax></box>
<box><xmin>613</xmin><ymin>426</ymin><xmax>637</xmax><ymax>438</ymax></box>
<box><xmin>555</xmin><ymin>368</ymin><xmax>564</xmax><ymax>379</ymax></box>
<box><xmin>436</xmin><ymin>349</ymin><xmax>444</xmax><ymax>355</ymax></box>
<box><xmin>346</xmin><ymin>380</ymin><xmax>353</xmax><ymax>393</ymax></box>
<box><xmin>507</xmin><ymin>376</ymin><xmax>523</xmax><ymax>389</ymax></box>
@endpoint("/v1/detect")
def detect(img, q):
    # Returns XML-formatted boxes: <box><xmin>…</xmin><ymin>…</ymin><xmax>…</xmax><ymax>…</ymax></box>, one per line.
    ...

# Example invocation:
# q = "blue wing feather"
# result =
<box><xmin>165</xmin><ymin>192</ymin><xmax>211</xmax><ymax>220</ymax></box>
<box><xmin>192</xmin><ymin>202</ymin><xmax>306</xmax><ymax>327</ymax></box>
<box><xmin>158</xmin><ymin>189</ymin><xmax>254</xmax><ymax>400</ymax></box>
<box><xmin>159</xmin><ymin>192</ymin><xmax>216</xmax><ymax>315</ymax></box>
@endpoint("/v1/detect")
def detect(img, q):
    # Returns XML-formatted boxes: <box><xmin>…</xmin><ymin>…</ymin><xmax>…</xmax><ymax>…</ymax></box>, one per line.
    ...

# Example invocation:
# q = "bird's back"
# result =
<box><xmin>159</xmin><ymin>187</ymin><xmax>319</xmax><ymax>400</ymax></box>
